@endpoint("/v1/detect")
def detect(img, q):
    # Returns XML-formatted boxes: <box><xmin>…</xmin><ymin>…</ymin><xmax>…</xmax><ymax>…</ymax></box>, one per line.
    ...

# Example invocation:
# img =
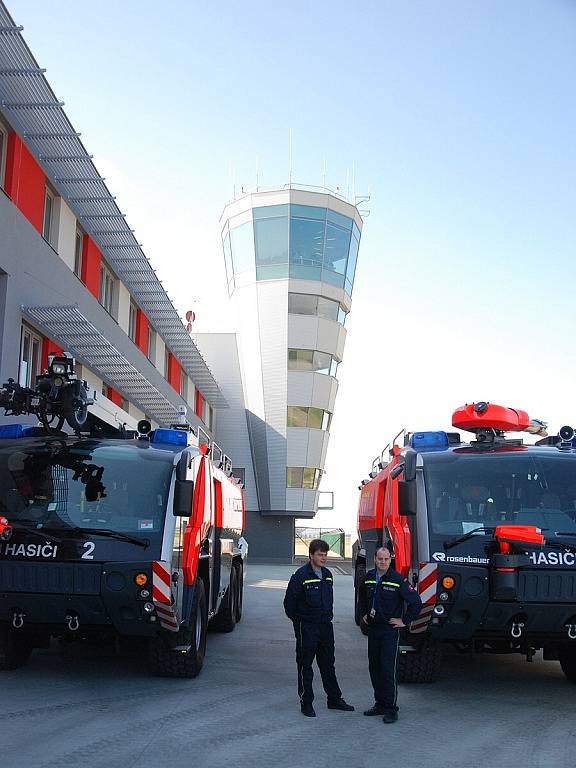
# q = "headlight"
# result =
<box><xmin>143</xmin><ymin>602</ymin><xmax>155</xmax><ymax>614</ymax></box>
<box><xmin>442</xmin><ymin>575</ymin><xmax>456</xmax><ymax>589</ymax></box>
<box><xmin>438</xmin><ymin>592</ymin><xmax>450</xmax><ymax>602</ymax></box>
<box><xmin>139</xmin><ymin>588</ymin><xmax>150</xmax><ymax>599</ymax></box>
<box><xmin>51</xmin><ymin>363</ymin><xmax>66</xmax><ymax>375</ymax></box>
<box><xmin>134</xmin><ymin>573</ymin><xmax>148</xmax><ymax>586</ymax></box>
<box><xmin>433</xmin><ymin>604</ymin><xmax>446</xmax><ymax>616</ymax></box>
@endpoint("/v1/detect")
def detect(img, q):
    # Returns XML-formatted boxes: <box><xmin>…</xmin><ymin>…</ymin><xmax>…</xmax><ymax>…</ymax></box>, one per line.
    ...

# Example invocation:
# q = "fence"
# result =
<box><xmin>295</xmin><ymin>527</ymin><xmax>346</xmax><ymax>558</ymax></box>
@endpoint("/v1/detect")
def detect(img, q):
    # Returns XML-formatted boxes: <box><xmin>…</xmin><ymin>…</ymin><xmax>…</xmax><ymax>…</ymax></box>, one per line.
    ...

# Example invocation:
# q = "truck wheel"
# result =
<box><xmin>211</xmin><ymin>567</ymin><xmax>237</xmax><ymax>633</ymax></box>
<box><xmin>354</xmin><ymin>563</ymin><xmax>366</xmax><ymax>626</ymax></box>
<box><xmin>559</xmin><ymin>646</ymin><xmax>576</xmax><ymax>683</ymax></box>
<box><xmin>0</xmin><ymin>629</ymin><xmax>33</xmax><ymax>670</ymax></box>
<box><xmin>397</xmin><ymin>639</ymin><xmax>441</xmax><ymax>683</ymax></box>
<box><xmin>148</xmin><ymin>580</ymin><xmax>207</xmax><ymax>678</ymax></box>
<box><xmin>234</xmin><ymin>563</ymin><xmax>243</xmax><ymax>623</ymax></box>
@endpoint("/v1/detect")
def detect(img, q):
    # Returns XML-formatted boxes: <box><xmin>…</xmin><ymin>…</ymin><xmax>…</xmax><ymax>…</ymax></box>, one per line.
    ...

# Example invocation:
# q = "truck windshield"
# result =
<box><xmin>423</xmin><ymin>450</ymin><xmax>576</xmax><ymax>538</ymax></box>
<box><xmin>0</xmin><ymin>440</ymin><xmax>173</xmax><ymax>534</ymax></box>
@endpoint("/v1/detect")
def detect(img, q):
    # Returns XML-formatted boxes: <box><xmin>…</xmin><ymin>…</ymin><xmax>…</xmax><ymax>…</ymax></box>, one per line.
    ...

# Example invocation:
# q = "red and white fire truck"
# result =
<box><xmin>353</xmin><ymin>402</ymin><xmax>576</xmax><ymax>683</ymax></box>
<box><xmin>0</xmin><ymin>422</ymin><xmax>247</xmax><ymax>677</ymax></box>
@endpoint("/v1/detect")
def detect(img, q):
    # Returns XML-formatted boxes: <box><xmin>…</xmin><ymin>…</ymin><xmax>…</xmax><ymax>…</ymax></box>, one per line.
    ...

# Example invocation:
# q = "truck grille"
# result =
<box><xmin>0</xmin><ymin>562</ymin><xmax>101</xmax><ymax>595</ymax></box>
<box><xmin>518</xmin><ymin>570</ymin><xmax>576</xmax><ymax>603</ymax></box>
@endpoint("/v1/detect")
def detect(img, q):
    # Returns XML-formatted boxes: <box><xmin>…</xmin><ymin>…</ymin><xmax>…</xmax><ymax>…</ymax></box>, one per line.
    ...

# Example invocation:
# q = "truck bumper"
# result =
<box><xmin>0</xmin><ymin>560</ymin><xmax>160</xmax><ymax>637</ymax></box>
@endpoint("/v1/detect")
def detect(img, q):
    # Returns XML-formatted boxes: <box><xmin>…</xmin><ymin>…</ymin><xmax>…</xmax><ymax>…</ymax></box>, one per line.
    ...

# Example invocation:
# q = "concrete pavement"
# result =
<box><xmin>2</xmin><ymin>565</ymin><xmax>575</xmax><ymax>768</ymax></box>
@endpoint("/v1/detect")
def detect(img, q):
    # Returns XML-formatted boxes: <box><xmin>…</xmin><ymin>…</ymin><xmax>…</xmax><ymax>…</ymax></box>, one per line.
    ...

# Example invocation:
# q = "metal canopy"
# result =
<box><xmin>0</xmin><ymin>2</ymin><xmax>226</xmax><ymax>408</ymax></box>
<box><xmin>22</xmin><ymin>304</ymin><xmax>186</xmax><ymax>427</ymax></box>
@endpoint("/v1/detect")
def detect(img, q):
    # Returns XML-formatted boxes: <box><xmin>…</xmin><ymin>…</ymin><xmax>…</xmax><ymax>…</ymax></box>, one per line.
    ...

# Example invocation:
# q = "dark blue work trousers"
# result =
<box><xmin>367</xmin><ymin>625</ymin><xmax>400</xmax><ymax>712</ymax></box>
<box><xmin>294</xmin><ymin>620</ymin><xmax>342</xmax><ymax>706</ymax></box>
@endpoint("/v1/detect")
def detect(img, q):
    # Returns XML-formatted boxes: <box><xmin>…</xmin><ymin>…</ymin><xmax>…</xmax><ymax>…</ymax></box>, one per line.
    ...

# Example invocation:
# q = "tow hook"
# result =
<box><xmin>566</xmin><ymin>624</ymin><xmax>576</xmax><ymax>640</ymax></box>
<box><xmin>66</xmin><ymin>613</ymin><xmax>80</xmax><ymax>632</ymax></box>
<box><xmin>511</xmin><ymin>621</ymin><xmax>524</xmax><ymax>639</ymax></box>
<box><xmin>12</xmin><ymin>610</ymin><xmax>25</xmax><ymax>629</ymax></box>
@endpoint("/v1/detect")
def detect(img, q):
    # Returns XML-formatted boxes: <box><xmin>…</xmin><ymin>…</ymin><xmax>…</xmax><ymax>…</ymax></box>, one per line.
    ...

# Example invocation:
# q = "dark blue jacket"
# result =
<box><xmin>283</xmin><ymin>562</ymin><xmax>334</xmax><ymax>624</ymax></box>
<box><xmin>359</xmin><ymin>567</ymin><xmax>422</xmax><ymax>628</ymax></box>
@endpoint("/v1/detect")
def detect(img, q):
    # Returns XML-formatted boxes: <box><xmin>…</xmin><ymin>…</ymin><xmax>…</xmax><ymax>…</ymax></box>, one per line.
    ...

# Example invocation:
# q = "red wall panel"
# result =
<box><xmin>81</xmin><ymin>235</ymin><xmax>101</xmax><ymax>299</ymax></box>
<box><xmin>4</xmin><ymin>132</ymin><xmax>46</xmax><ymax>234</ymax></box>
<box><xmin>40</xmin><ymin>338</ymin><xmax>64</xmax><ymax>373</ymax></box>
<box><xmin>195</xmin><ymin>389</ymin><xmax>204</xmax><ymax>419</ymax></box>
<box><xmin>135</xmin><ymin>309</ymin><xmax>148</xmax><ymax>354</ymax></box>
<box><xmin>167</xmin><ymin>352</ymin><xmax>181</xmax><ymax>393</ymax></box>
<box><xmin>106</xmin><ymin>386</ymin><xmax>123</xmax><ymax>407</ymax></box>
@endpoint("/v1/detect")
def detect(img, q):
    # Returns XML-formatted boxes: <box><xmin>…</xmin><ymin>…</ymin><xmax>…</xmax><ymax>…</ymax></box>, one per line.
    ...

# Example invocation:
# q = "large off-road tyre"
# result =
<box><xmin>0</xmin><ymin>629</ymin><xmax>33</xmax><ymax>671</ymax></box>
<box><xmin>559</xmin><ymin>646</ymin><xmax>576</xmax><ymax>683</ymax></box>
<box><xmin>234</xmin><ymin>562</ymin><xmax>243</xmax><ymax>623</ymax></box>
<box><xmin>148</xmin><ymin>580</ymin><xmax>207</xmax><ymax>678</ymax></box>
<box><xmin>210</xmin><ymin>567</ymin><xmax>237</xmax><ymax>633</ymax></box>
<box><xmin>354</xmin><ymin>563</ymin><xmax>366</xmax><ymax>626</ymax></box>
<box><xmin>63</xmin><ymin>386</ymin><xmax>89</xmax><ymax>431</ymax></box>
<box><xmin>397</xmin><ymin>639</ymin><xmax>441</xmax><ymax>683</ymax></box>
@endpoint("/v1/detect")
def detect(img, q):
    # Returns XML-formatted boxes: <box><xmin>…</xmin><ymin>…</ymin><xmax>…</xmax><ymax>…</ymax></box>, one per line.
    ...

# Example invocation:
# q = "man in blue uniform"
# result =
<box><xmin>359</xmin><ymin>546</ymin><xmax>422</xmax><ymax>723</ymax></box>
<box><xmin>284</xmin><ymin>538</ymin><xmax>354</xmax><ymax>717</ymax></box>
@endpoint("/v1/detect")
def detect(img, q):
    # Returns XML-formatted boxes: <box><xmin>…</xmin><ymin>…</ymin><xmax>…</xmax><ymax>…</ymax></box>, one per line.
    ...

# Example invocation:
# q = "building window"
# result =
<box><xmin>288</xmin><ymin>293</ymin><xmax>346</xmax><ymax>324</ymax></box>
<box><xmin>128</xmin><ymin>301</ymin><xmax>137</xmax><ymax>342</ymax></box>
<box><xmin>288</xmin><ymin>348</ymin><xmax>339</xmax><ymax>376</ymax></box>
<box><xmin>42</xmin><ymin>187</ymin><xmax>54</xmax><ymax>243</ymax></box>
<box><xmin>99</xmin><ymin>262</ymin><xmax>115</xmax><ymax>315</ymax></box>
<box><xmin>147</xmin><ymin>326</ymin><xmax>155</xmax><ymax>361</ymax></box>
<box><xmin>287</xmin><ymin>406</ymin><xmax>331</xmax><ymax>431</ymax></box>
<box><xmin>287</xmin><ymin>467</ymin><xmax>322</xmax><ymax>489</ymax></box>
<box><xmin>74</xmin><ymin>229</ymin><xmax>83</xmax><ymax>277</ymax></box>
<box><xmin>0</xmin><ymin>122</ymin><xmax>7</xmax><ymax>190</ymax></box>
<box><xmin>18</xmin><ymin>325</ymin><xmax>42</xmax><ymax>387</ymax></box>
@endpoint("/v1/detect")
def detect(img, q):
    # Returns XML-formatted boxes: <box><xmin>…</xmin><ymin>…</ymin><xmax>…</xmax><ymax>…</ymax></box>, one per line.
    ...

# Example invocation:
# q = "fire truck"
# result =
<box><xmin>0</xmin><ymin>421</ymin><xmax>247</xmax><ymax>677</ymax></box>
<box><xmin>353</xmin><ymin>402</ymin><xmax>576</xmax><ymax>684</ymax></box>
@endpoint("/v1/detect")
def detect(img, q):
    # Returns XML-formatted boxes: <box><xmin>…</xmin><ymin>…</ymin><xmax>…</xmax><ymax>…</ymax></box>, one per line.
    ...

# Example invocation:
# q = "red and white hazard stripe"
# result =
<box><xmin>409</xmin><ymin>562</ymin><xmax>438</xmax><ymax>634</ymax></box>
<box><xmin>152</xmin><ymin>560</ymin><xmax>180</xmax><ymax>633</ymax></box>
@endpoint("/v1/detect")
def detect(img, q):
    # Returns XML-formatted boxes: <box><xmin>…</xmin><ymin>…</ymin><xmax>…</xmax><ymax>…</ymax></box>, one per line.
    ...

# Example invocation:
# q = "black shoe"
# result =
<box><xmin>327</xmin><ymin>698</ymin><xmax>355</xmax><ymax>712</ymax></box>
<box><xmin>301</xmin><ymin>704</ymin><xmax>316</xmax><ymax>717</ymax></box>
<box><xmin>382</xmin><ymin>711</ymin><xmax>398</xmax><ymax>724</ymax></box>
<box><xmin>363</xmin><ymin>705</ymin><xmax>386</xmax><ymax>716</ymax></box>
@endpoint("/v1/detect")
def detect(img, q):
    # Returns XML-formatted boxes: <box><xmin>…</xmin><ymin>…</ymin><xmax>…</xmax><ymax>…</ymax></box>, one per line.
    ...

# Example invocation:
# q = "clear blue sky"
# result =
<box><xmin>12</xmin><ymin>0</ymin><xmax>576</xmax><ymax>531</ymax></box>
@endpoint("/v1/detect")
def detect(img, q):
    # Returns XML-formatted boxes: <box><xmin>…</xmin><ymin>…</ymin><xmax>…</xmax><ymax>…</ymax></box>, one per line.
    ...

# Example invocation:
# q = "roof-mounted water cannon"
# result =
<box><xmin>0</xmin><ymin>354</ymin><xmax>92</xmax><ymax>435</ymax></box>
<box><xmin>452</xmin><ymin>402</ymin><xmax>547</xmax><ymax>446</ymax></box>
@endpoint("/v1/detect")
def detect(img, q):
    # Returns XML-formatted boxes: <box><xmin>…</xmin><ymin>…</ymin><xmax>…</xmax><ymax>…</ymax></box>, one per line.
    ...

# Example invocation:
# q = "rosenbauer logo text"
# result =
<box><xmin>432</xmin><ymin>551</ymin><xmax>576</xmax><ymax>566</ymax></box>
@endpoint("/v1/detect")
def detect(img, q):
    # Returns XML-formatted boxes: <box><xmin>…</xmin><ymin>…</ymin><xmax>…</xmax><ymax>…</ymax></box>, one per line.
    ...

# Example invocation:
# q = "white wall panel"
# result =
<box><xmin>193</xmin><ymin>333</ymin><xmax>259</xmax><ymax>511</ymax></box>
<box><xmin>257</xmin><ymin>281</ymin><xmax>288</xmax><ymax>510</ymax></box>
<box><xmin>286</xmin><ymin>488</ymin><xmax>304</xmax><ymax>513</ymax></box>
<box><xmin>117</xmin><ymin>282</ymin><xmax>131</xmax><ymax>335</ymax></box>
<box><xmin>310</xmin><ymin>373</ymin><xmax>334</xmax><ymax>409</ymax></box>
<box><xmin>56</xmin><ymin>198</ymin><xmax>76</xmax><ymax>270</ymax></box>
<box><xmin>301</xmin><ymin>489</ymin><xmax>319</xmax><ymax>515</ymax></box>
<box><xmin>287</xmin><ymin>427</ymin><xmax>309</xmax><ymax>464</ymax></box>
<box><xmin>155</xmin><ymin>335</ymin><xmax>165</xmax><ymax>374</ymax></box>
<box><xmin>288</xmin><ymin>314</ymin><xmax>319</xmax><ymax>349</ymax></box>
<box><xmin>334</xmin><ymin>324</ymin><xmax>347</xmax><ymax>361</ymax></box>
<box><xmin>288</xmin><ymin>371</ymin><xmax>314</xmax><ymax>405</ymax></box>
<box><xmin>316</xmin><ymin>318</ymin><xmax>340</xmax><ymax>355</ymax></box>
<box><xmin>306</xmin><ymin>429</ymin><xmax>326</xmax><ymax>467</ymax></box>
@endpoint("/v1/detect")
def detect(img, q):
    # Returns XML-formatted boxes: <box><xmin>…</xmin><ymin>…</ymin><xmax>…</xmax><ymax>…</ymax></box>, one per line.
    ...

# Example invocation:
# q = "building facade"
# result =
<box><xmin>0</xmin><ymin>2</ymin><xmax>364</xmax><ymax>562</ymax></box>
<box><xmin>0</xmin><ymin>3</ymin><xmax>224</xmax><ymax>442</ymax></box>
<box><xmin>197</xmin><ymin>188</ymin><xmax>363</xmax><ymax>561</ymax></box>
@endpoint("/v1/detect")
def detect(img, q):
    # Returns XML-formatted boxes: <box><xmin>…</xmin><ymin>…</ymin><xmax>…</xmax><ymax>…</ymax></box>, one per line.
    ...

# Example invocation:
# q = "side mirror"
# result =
<box><xmin>174</xmin><ymin>479</ymin><xmax>193</xmax><ymax>516</ymax></box>
<box><xmin>176</xmin><ymin>450</ymin><xmax>191</xmax><ymax>482</ymax></box>
<box><xmin>404</xmin><ymin>449</ymin><xmax>417</xmax><ymax>482</ymax></box>
<box><xmin>398</xmin><ymin>479</ymin><xmax>417</xmax><ymax>516</ymax></box>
